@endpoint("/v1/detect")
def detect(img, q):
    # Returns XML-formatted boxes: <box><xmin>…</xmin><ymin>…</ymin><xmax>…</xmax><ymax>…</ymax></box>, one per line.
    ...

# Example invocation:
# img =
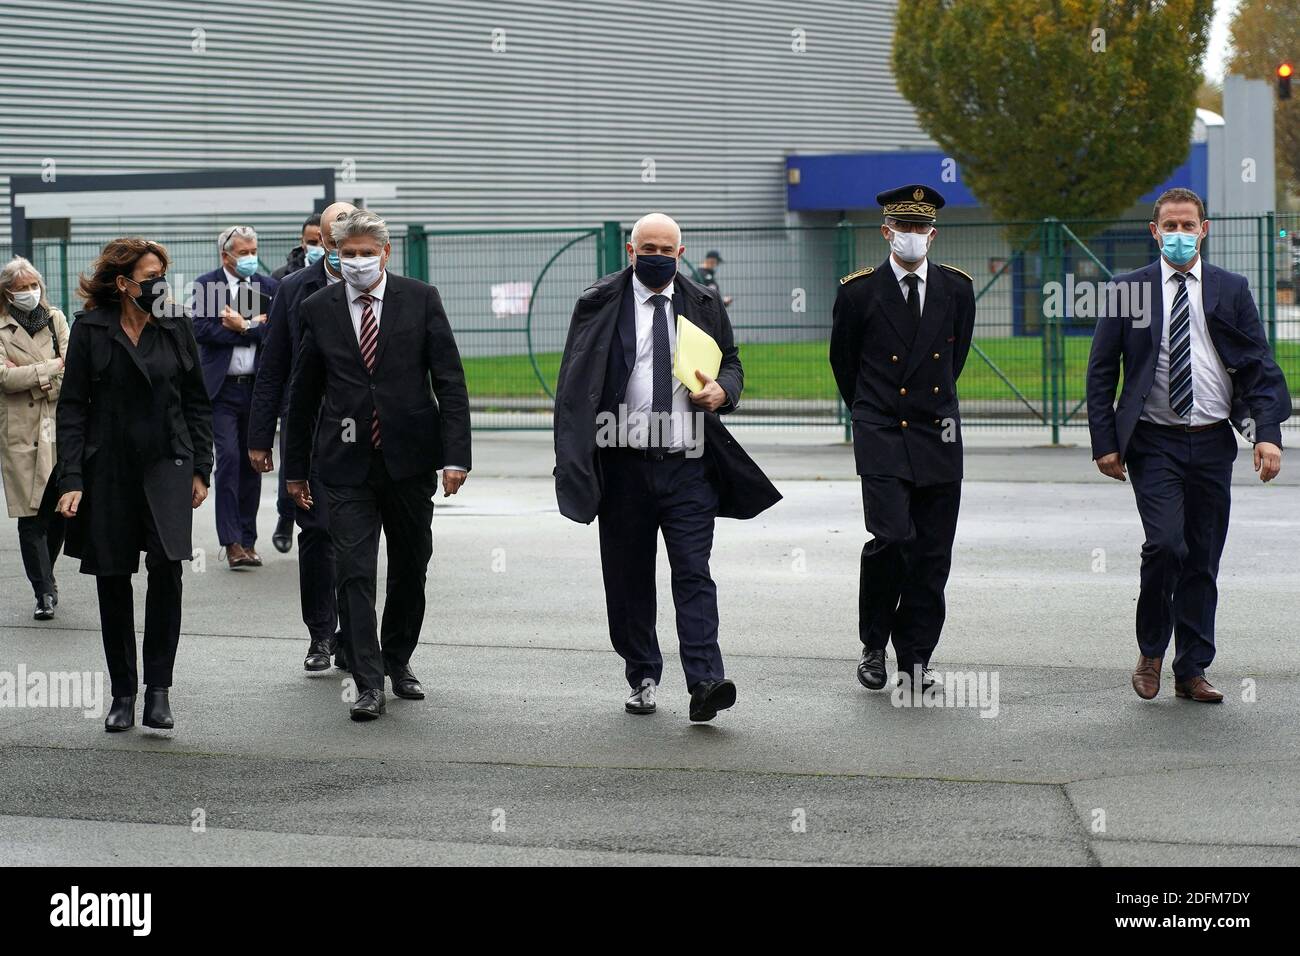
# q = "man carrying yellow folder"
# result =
<box><xmin>553</xmin><ymin>212</ymin><xmax>781</xmax><ymax>723</ymax></box>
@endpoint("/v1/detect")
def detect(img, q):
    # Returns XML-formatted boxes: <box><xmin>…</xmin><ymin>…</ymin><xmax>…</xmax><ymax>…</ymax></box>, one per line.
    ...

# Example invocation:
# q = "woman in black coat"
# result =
<box><xmin>55</xmin><ymin>238</ymin><xmax>214</xmax><ymax>733</ymax></box>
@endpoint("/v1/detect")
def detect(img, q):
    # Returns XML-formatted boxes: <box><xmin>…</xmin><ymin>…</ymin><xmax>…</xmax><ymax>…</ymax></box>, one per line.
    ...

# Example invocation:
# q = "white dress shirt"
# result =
<box><xmin>624</xmin><ymin>272</ymin><xmax>694</xmax><ymax>451</ymax></box>
<box><xmin>1140</xmin><ymin>257</ymin><xmax>1232</xmax><ymax>426</ymax></box>
<box><xmin>223</xmin><ymin>267</ymin><xmax>259</xmax><ymax>376</ymax></box>
<box><xmin>890</xmin><ymin>255</ymin><xmax>929</xmax><ymax>313</ymax></box>
<box><xmin>344</xmin><ymin>272</ymin><xmax>466</xmax><ymax>472</ymax></box>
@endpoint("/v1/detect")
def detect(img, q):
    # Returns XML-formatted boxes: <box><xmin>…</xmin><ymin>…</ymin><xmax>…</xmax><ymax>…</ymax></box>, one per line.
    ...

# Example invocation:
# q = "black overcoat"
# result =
<box><xmin>56</xmin><ymin>306</ymin><xmax>214</xmax><ymax>575</ymax></box>
<box><xmin>553</xmin><ymin>267</ymin><xmax>781</xmax><ymax>524</ymax></box>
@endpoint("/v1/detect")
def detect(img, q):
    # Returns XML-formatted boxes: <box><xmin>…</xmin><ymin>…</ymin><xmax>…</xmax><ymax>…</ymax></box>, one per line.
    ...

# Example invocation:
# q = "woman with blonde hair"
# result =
<box><xmin>57</xmin><ymin>238</ymin><xmax>213</xmax><ymax>733</ymax></box>
<box><xmin>0</xmin><ymin>257</ymin><xmax>70</xmax><ymax>620</ymax></box>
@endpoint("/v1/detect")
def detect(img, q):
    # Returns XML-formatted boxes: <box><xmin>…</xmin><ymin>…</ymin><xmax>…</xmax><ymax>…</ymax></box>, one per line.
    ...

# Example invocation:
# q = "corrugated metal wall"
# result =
<box><xmin>1</xmin><ymin>0</ymin><xmax>927</xmax><ymax>238</ymax></box>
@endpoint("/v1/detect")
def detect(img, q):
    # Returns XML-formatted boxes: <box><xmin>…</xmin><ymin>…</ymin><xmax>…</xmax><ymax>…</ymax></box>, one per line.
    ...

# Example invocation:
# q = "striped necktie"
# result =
<box><xmin>1167</xmin><ymin>272</ymin><xmax>1194</xmax><ymax>419</ymax></box>
<box><xmin>358</xmin><ymin>293</ymin><xmax>382</xmax><ymax>448</ymax></box>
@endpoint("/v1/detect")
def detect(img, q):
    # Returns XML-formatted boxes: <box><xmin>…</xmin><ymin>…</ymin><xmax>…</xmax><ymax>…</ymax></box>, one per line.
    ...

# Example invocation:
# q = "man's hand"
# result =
<box><xmin>56</xmin><ymin>491</ymin><xmax>81</xmax><ymax>518</ymax></box>
<box><xmin>192</xmin><ymin>476</ymin><xmax>208</xmax><ymax>509</ymax></box>
<box><xmin>251</xmin><ymin>313</ymin><xmax>268</xmax><ymax>326</ymax></box>
<box><xmin>248</xmin><ymin>448</ymin><xmax>274</xmax><ymax>473</ymax></box>
<box><xmin>442</xmin><ymin>469</ymin><xmax>467</xmax><ymax>497</ymax></box>
<box><xmin>1095</xmin><ymin>452</ymin><xmax>1126</xmax><ymax>481</ymax></box>
<box><xmin>1254</xmin><ymin>441</ymin><xmax>1282</xmax><ymax>483</ymax></box>
<box><xmin>287</xmin><ymin>479</ymin><xmax>313</xmax><ymax>510</ymax></box>
<box><xmin>689</xmin><ymin>370</ymin><xmax>728</xmax><ymax>413</ymax></box>
<box><xmin>220</xmin><ymin>305</ymin><xmax>246</xmax><ymax>332</ymax></box>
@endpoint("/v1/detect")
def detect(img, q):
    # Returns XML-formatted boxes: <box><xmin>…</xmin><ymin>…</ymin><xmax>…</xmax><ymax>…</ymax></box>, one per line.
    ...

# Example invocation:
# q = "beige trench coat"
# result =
<box><xmin>0</xmin><ymin>307</ymin><xmax>70</xmax><ymax>517</ymax></box>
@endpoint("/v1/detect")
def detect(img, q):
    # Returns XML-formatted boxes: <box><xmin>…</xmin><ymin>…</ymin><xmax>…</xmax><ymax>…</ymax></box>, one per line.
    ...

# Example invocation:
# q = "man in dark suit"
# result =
<box><xmin>1087</xmin><ymin>187</ymin><xmax>1290</xmax><ymax>703</ymax></box>
<box><xmin>191</xmin><ymin>226</ymin><xmax>277</xmax><ymax>570</ymax></box>
<box><xmin>829</xmin><ymin>185</ymin><xmax>976</xmax><ymax>693</ymax></box>
<box><xmin>554</xmin><ymin>212</ymin><xmax>781</xmax><ymax>722</ymax></box>
<box><xmin>285</xmin><ymin>209</ymin><xmax>471</xmax><ymax>722</ymax></box>
<box><xmin>249</xmin><ymin>201</ymin><xmax>355</xmax><ymax>674</ymax></box>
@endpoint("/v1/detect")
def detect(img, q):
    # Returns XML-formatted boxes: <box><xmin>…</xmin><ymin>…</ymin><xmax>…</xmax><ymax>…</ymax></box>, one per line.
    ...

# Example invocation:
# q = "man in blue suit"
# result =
<box><xmin>1087</xmin><ymin>188</ymin><xmax>1290</xmax><ymax>704</ymax></box>
<box><xmin>249</xmin><ymin>201</ymin><xmax>354</xmax><ymax>673</ymax></box>
<box><xmin>191</xmin><ymin>226</ymin><xmax>278</xmax><ymax>570</ymax></box>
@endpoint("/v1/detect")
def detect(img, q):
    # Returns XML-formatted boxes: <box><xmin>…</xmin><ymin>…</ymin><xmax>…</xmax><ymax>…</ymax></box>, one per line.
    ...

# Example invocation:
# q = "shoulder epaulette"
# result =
<box><xmin>939</xmin><ymin>263</ymin><xmax>973</xmax><ymax>282</ymax></box>
<box><xmin>839</xmin><ymin>267</ymin><xmax>874</xmax><ymax>285</ymax></box>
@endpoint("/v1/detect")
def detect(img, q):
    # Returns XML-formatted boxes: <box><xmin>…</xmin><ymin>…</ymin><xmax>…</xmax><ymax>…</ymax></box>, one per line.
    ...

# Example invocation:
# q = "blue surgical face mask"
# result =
<box><xmin>633</xmin><ymin>253</ymin><xmax>678</xmax><ymax>290</ymax></box>
<box><xmin>1157</xmin><ymin>230</ymin><xmax>1199</xmax><ymax>266</ymax></box>
<box><xmin>326</xmin><ymin>250</ymin><xmax>341</xmax><ymax>272</ymax></box>
<box><xmin>233</xmin><ymin>254</ymin><xmax>259</xmax><ymax>278</ymax></box>
<box><xmin>304</xmin><ymin>244</ymin><xmax>325</xmax><ymax>265</ymax></box>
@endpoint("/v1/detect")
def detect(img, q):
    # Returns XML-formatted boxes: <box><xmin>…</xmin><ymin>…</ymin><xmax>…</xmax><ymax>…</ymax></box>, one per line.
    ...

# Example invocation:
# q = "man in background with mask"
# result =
<box><xmin>192</xmin><ymin>226</ymin><xmax>278</xmax><ymax>570</ymax></box>
<box><xmin>284</xmin><ymin>209</ymin><xmax>471</xmax><ymax>722</ymax></box>
<box><xmin>829</xmin><ymin>184</ymin><xmax>975</xmax><ymax>694</ymax></box>
<box><xmin>250</xmin><ymin>201</ymin><xmax>355</xmax><ymax>674</ymax></box>
<box><xmin>553</xmin><ymin>212</ymin><xmax>780</xmax><ymax>722</ymax></box>
<box><xmin>273</xmin><ymin>213</ymin><xmax>324</xmax><ymax>281</ymax></box>
<box><xmin>1087</xmin><ymin>187</ymin><xmax>1290</xmax><ymax>704</ymax></box>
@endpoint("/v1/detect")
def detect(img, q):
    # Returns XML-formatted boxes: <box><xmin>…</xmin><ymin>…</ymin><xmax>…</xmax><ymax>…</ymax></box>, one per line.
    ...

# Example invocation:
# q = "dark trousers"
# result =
<box><xmin>96</xmin><ymin>506</ymin><xmax>183</xmax><ymax>698</ymax></box>
<box><xmin>859</xmin><ymin>475</ymin><xmax>961</xmax><ymax>673</ymax></box>
<box><xmin>276</xmin><ymin>413</ymin><xmax>294</xmax><ymax>520</ymax></box>
<box><xmin>1126</xmin><ymin>420</ymin><xmax>1236</xmax><ymax>679</ymax></box>
<box><xmin>597</xmin><ymin>449</ymin><xmax>723</xmax><ymax>692</ymax></box>
<box><xmin>326</xmin><ymin>455</ymin><xmax>435</xmax><ymax>694</ymax></box>
<box><xmin>212</xmin><ymin>377</ymin><xmax>262</xmax><ymax>548</ymax></box>
<box><xmin>296</xmin><ymin>466</ymin><xmax>348</xmax><ymax>649</ymax></box>
<box><xmin>17</xmin><ymin>471</ymin><xmax>64</xmax><ymax>598</ymax></box>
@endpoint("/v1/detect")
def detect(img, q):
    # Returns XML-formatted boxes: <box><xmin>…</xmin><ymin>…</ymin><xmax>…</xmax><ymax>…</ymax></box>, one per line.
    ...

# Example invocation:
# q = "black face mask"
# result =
<box><xmin>633</xmin><ymin>254</ymin><xmax>678</xmax><ymax>290</ymax></box>
<box><xmin>126</xmin><ymin>276</ymin><xmax>169</xmax><ymax>317</ymax></box>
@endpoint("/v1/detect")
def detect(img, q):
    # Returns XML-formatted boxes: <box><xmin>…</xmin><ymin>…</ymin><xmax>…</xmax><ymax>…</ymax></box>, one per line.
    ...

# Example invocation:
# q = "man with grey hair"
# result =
<box><xmin>285</xmin><ymin>208</ymin><xmax>471</xmax><ymax>722</ymax></box>
<box><xmin>553</xmin><ymin>212</ymin><xmax>780</xmax><ymax>723</ymax></box>
<box><xmin>191</xmin><ymin>225</ymin><xmax>278</xmax><ymax>570</ymax></box>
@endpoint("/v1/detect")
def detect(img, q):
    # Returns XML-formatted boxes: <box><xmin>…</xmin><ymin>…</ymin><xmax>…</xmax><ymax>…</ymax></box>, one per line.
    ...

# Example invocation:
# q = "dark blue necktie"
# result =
<box><xmin>650</xmin><ymin>294</ymin><xmax>672</xmax><ymax>413</ymax></box>
<box><xmin>1167</xmin><ymin>272</ymin><xmax>1194</xmax><ymax>419</ymax></box>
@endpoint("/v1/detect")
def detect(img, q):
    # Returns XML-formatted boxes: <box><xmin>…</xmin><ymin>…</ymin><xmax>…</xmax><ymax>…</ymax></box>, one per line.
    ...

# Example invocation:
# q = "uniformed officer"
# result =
<box><xmin>828</xmin><ymin>184</ymin><xmax>976</xmax><ymax>692</ymax></box>
<box><xmin>697</xmin><ymin>250</ymin><xmax>733</xmax><ymax>307</ymax></box>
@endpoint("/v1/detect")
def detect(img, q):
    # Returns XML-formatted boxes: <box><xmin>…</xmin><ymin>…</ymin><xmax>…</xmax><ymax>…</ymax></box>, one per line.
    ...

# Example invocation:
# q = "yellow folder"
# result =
<box><xmin>673</xmin><ymin>314</ymin><xmax>723</xmax><ymax>393</ymax></box>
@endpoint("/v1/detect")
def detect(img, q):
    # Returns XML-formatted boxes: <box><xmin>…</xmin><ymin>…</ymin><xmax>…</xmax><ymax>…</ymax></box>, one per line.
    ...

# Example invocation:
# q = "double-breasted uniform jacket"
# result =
<box><xmin>56</xmin><ymin>306</ymin><xmax>214</xmax><ymax>575</ymax></box>
<box><xmin>0</xmin><ymin>307</ymin><xmax>70</xmax><ymax>517</ymax></box>
<box><xmin>830</xmin><ymin>259</ymin><xmax>976</xmax><ymax>486</ymax></box>
<box><xmin>553</xmin><ymin>266</ymin><xmax>781</xmax><ymax>524</ymax></box>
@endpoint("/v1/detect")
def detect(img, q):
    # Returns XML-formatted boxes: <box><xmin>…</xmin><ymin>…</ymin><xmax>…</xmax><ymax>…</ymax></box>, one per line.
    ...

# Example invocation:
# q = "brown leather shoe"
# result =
<box><xmin>244</xmin><ymin>548</ymin><xmax>263</xmax><ymax>567</ymax></box>
<box><xmin>226</xmin><ymin>543</ymin><xmax>252</xmax><ymax>569</ymax></box>
<box><xmin>1132</xmin><ymin>654</ymin><xmax>1162</xmax><ymax>700</ymax></box>
<box><xmin>1175</xmin><ymin>675</ymin><xmax>1224</xmax><ymax>703</ymax></box>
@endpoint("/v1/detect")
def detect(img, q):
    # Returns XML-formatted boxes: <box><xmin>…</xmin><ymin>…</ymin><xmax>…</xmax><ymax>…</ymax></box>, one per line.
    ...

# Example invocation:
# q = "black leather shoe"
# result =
<box><xmin>33</xmin><ymin>594</ymin><xmax>55</xmax><ymax>621</ymax></box>
<box><xmin>304</xmin><ymin>639</ymin><xmax>332</xmax><ymax>672</ymax></box>
<box><xmin>857</xmin><ymin>648</ymin><xmax>887</xmax><ymax>690</ymax></box>
<box><xmin>104</xmin><ymin>695</ymin><xmax>135</xmax><ymax>732</ymax></box>
<box><xmin>389</xmin><ymin>664</ymin><xmax>424</xmax><ymax>700</ymax></box>
<box><xmin>272</xmin><ymin>515</ymin><xmax>294</xmax><ymax>553</ymax></box>
<box><xmin>689</xmin><ymin>679</ymin><xmax>737</xmax><ymax>723</ymax></box>
<box><xmin>350</xmin><ymin>688</ymin><xmax>386</xmax><ymax>721</ymax></box>
<box><xmin>142</xmin><ymin>687</ymin><xmax>174</xmax><ymax>729</ymax></box>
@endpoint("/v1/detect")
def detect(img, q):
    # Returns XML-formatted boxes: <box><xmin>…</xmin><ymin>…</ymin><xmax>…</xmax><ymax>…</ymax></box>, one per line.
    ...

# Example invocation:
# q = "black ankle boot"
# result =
<box><xmin>104</xmin><ymin>695</ymin><xmax>135</xmax><ymax>732</ymax></box>
<box><xmin>142</xmin><ymin>687</ymin><xmax>174</xmax><ymax>729</ymax></box>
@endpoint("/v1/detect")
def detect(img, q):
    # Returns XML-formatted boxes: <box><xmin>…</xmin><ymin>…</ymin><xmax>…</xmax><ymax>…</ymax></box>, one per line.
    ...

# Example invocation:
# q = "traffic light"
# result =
<box><xmin>1279</xmin><ymin>62</ymin><xmax>1293</xmax><ymax>100</ymax></box>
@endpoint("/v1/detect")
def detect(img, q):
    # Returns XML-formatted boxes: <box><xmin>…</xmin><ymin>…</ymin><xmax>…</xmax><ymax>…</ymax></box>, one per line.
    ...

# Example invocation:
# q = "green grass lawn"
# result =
<box><xmin>462</xmin><ymin>338</ymin><xmax>1300</xmax><ymax>405</ymax></box>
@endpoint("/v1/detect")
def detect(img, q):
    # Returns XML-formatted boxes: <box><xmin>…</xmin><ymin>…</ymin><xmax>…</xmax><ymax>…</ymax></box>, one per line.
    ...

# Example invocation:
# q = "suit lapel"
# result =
<box><xmin>1200</xmin><ymin>261</ymin><xmax>1220</xmax><ymax>324</ymax></box>
<box><xmin>617</xmin><ymin>271</ymin><xmax>636</xmax><ymax>373</ymax></box>
<box><xmin>903</xmin><ymin>261</ymin><xmax>947</xmax><ymax>380</ymax></box>
<box><xmin>331</xmin><ymin>284</ymin><xmax>368</xmax><ymax>375</ymax></box>
<box><xmin>373</xmin><ymin>276</ymin><xmax>401</xmax><ymax>370</ymax></box>
<box><xmin>876</xmin><ymin>259</ymin><xmax>915</xmax><ymax>348</ymax></box>
<box><xmin>1148</xmin><ymin>262</ymin><xmax>1166</xmax><ymax>356</ymax></box>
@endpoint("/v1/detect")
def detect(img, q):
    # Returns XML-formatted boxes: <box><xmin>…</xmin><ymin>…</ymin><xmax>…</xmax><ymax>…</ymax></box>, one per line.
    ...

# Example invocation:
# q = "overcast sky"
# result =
<box><xmin>1204</xmin><ymin>0</ymin><xmax>1240</xmax><ymax>82</ymax></box>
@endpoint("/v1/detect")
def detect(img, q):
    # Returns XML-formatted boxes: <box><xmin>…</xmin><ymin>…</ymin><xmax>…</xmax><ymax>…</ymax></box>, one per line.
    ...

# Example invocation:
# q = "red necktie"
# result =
<box><xmin>358</xmin><ymin>294</ymin><xmax>381</xmax><ymax>448</ymax></box>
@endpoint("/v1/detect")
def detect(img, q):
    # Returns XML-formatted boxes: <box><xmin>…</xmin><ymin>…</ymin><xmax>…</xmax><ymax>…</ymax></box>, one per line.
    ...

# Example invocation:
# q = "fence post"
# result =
<box><xmin>1040</xmin><ymin>218</ymin><xmax>1063</xmax><ymax>446</ymax></box>
<box><xmin>600</xmin><ymin>221</ymin><xmax>623</xmax><ymax>277</ymax></box>
<box><xmin>58</xmin><ymin>238</ymin><xmax>70</xmax><ymax>317</ymax></box>
<box><xmin>1265</xmin><ymin>212</ymin><xmax>1277</xmax><ymax>347</ymax></box>
<box><xmin>407</xmin><ymin>224</ymin><xmax>428</xmax><ymax>283</ymax></box>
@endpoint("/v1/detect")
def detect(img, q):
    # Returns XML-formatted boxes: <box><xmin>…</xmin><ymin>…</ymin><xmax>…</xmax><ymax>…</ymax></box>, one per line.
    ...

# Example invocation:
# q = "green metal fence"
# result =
<box><xmin>3</xmin><ymin>215</ymin><xmax>1296</xmax><ymax>438</ymax></box>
